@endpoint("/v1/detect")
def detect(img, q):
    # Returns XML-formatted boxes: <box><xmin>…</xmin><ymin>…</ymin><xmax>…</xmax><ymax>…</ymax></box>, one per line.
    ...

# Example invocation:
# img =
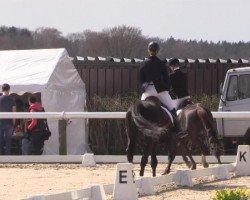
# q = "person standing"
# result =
<box><xmin>139</xmin><ymin>41</ymin><xmax>175</xmax><ymax>113</ymax></box>
<box><xmin>0</xmin><ymin>83</ymin><xmax>16</xmax><ymax>155</ymax></box>
<box><xmin>26</xmin><ymin>95</ymin><xmax>45</xmax><ymax>155</ymax></box>
<box><xmin>169</xmin><ymin>58</ymin><xmax>191</xmax><ymax>110</ymax></box>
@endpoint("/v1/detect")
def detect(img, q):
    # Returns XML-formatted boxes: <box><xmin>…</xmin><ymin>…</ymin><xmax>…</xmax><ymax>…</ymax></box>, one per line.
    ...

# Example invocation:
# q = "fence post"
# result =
<box><xmin>59</xmin><ymin>119</ymin><xmax>67</xmax><ymax>155</ymax></box>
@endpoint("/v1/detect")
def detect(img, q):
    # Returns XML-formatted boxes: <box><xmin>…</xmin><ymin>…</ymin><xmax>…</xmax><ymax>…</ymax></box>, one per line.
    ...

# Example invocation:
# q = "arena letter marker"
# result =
<box><xmin>113</xmin><ymin>163</ymin><xmax>138</xmax><ymax>200</ymax></box>
<box><xmin>82</xmin><ymin>153</ymin><xmax>96</xmax><ymax>167</ymax></box>
<box><xmin>235</xmin><ymin>145</ymin><xmax>250</xmax><ymax>176</ymax></box>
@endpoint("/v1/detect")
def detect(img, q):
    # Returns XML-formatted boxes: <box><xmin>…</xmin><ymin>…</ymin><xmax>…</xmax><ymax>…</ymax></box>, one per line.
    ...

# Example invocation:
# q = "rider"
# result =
<box><xmin>139</xmin><ymin>42</ymin><xmax>181</xmax><ymax>132</ymax></box>
<box><xmin>140</xmin><ymin>41</ymin><xmax>175</xmax><ymax>113</ymax></box>
<box><xmin>169</xmin><ymin>58</ymin><xmax>191</xmax><ymax>110</ymax></box>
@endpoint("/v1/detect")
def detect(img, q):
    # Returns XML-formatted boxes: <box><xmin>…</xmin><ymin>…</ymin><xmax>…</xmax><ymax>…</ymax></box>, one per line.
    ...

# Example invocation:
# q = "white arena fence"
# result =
<box><xmin>0</xmin><ymin>111</ymin><xmax>248</xmax><ymax>162</ymax></box>
<box><xmin>1</xmin><ymin>111</ymin><xmax>250</xmax><ymax>119</ymax></box>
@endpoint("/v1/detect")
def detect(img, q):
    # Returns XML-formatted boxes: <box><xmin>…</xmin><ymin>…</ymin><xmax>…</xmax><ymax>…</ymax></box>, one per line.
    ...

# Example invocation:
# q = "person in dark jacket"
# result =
<box><xmin>169</xmin><ymin>58</ymin><xmax>191</xmax><ymax>110</ymax></box>
<box><xmin>139</xmin><ymin>42</ymin><xmax>185</xmax><ymax>135</ymax></box>
<box><xmin>140</xmin><ymin>42</ymin><xmax>175</xmax><ymax>112</ymax></box>
<box><xmin>0</xmin><ymin>83</ymin><xmax>16</xmax><ymax>155</ymax></box>
<box><xmin>26</xmin><ymin>95</ymin><xmax>45</xmax><ymax>155</ymax></box>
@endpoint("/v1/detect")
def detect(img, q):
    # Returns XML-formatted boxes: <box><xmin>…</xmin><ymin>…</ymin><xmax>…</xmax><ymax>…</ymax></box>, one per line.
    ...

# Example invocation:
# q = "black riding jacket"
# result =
<box><xmin>139</xmin><ymin>56</ymin><xmax>171</xmax><ymax>93</ymax></box>
<box><xmin>169</xmin><ymin>68</ymin><xmax>189</xmax><ymax>98</ymax></box>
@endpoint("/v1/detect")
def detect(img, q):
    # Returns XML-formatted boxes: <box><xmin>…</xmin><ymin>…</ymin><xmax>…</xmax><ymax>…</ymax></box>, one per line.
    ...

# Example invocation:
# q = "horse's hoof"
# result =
<box><xmin>186</xmin><ymin>161</ymin><xmax>192</xmax><ymax>168</ymax></box>
<box><xmin>191</xmin><ymin>165</ymin><xmax>196</xmax><ymax>170</ymax></box>
<box><xmin>162</xmin><ymin>170</ymin><xmax>169</xmax><ymax>175</ymax></box>
<box><xmin>203</xmin><ymin>163</ymin><xmax>209</xmax><ymax>168</ymax></box>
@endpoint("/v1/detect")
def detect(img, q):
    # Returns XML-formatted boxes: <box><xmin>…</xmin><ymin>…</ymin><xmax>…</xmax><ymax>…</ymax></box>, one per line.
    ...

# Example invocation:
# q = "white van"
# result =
<box><xmin>217</xmin><ymin>66</ymin><xmax>250</xmax><ymax>153</ymax></box>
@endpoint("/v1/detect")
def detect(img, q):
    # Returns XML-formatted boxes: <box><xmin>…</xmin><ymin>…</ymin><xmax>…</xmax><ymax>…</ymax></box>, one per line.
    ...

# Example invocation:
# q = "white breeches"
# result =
<box><xmin>173</xmin><ymin>96</ymin><xmax>191</xmax><ymax>110</ymax></box>
<box><xmin>141</xmin><ymin>85</ymin><xmax>175</xmax><ymax>111</ymax></box>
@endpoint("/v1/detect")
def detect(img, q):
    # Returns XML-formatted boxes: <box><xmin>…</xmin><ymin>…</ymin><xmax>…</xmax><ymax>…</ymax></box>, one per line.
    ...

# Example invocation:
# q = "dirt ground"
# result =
<box><xmin>0</xmin><ymin>163</ymin><xmax>249</xmax><ymax>200</ymax></box>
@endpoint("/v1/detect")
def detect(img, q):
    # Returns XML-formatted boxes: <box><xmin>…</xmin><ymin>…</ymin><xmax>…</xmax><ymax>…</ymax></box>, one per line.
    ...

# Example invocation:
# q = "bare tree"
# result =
<box><xmin>102</xmin><ymin>25</ymin><xmax>147</xmax><ymax>58</ymax></box>
<box><xmin>33</xmin><ymin>27</ymin><xmax>66</xmax><ymax>48</ymax></box>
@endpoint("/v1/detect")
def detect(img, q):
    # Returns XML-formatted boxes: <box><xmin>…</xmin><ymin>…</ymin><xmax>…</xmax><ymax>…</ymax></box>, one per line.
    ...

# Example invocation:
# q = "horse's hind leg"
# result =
<box><xmin>180</xmin><ymin>145</ymin><xmax>196</xmax><ymax>170</ymax></box>
<box><xmin>125</xmin><ymin>111</ymin><xmax>137</xmax><ymax>163</ymax></box>
<box><xmin>162</xmin><ymin>153</ymin><xmax>175</xmax><ymax>175</ymax></box>
<box><xmin>201</xmin><ymin>154</ymin><xmax>208</xmax><ymax>168</ymax></box>
<box><xmin>182</xmin><ymin>154</ymin><xmax>192</xmax><ymax>168</ymax></box>
<box><xmin>162</xmin><ymin>141</ymin><xmax>176</xmax><ymax>175</ymax></box>
<box><xmin>140</xmin><ymin>139</ymin><xmax>152</xmax><ymax>176</ymax></box>
<box><xmin>150</xmin><ymin>143</ymin><xmax>158</xmax><ymax>177</ymax></box>
<box><xmin>126</xmin><ymin>139</ymin><xmax>135</xmax><ymax>163</ymax></box>
<box><xmin>199</xmin><ymin>143</ymin><xmax>209</xmax><ymax>168</ymax></box>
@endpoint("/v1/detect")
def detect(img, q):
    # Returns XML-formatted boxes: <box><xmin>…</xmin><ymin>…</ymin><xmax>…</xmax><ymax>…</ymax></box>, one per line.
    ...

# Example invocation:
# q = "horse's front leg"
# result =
<box><xmin>186</xmin><ymin>152</ymin><xmax>196</xmax><ymax>170</ymax></box>
<box><xmin>216</xmin><ymin>154</ymin><xmax>222</xmax><ymax>164</ymax></box>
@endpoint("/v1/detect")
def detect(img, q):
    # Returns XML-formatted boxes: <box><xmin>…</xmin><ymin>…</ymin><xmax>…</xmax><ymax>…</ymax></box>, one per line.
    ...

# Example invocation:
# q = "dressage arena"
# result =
<box><xmin>0</xmin><ymin>147</ymin><xmax>249</xmax><ymax>200</ymax></box>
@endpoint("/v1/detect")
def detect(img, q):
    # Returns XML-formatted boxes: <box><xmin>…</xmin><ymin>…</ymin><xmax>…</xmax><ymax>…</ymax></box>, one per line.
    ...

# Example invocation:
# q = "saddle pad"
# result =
<box><xmin>177</xmin><ymin>109</ymin><xmax>182</xmax><ymax>116</ymax></box>
<box><xmin>160</xmin><ymin>106</ymin><xmax>174</xmax><ymax>124</ymax></box>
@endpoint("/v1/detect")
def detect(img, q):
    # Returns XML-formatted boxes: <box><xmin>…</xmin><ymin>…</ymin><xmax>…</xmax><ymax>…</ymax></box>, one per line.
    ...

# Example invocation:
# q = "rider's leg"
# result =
<box><xmin>157</xmin><ymin>91</ymin><xmax>175</xmax><ymax>111</ymax></box>
<box><xmin>141</xmin><ymin>85</ymin><xmax>157</xmax><ymax>100</ymax></box>
<box><xmin>157</xmin><ymin>91</ymin><xmax>183</xmax><ymax>134</ymax></box>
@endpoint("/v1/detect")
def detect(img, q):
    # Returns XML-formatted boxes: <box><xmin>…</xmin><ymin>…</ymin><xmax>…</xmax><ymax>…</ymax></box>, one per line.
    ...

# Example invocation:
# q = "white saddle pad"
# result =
<box><xmin>161</xmin><ymin>106</ymin><xmax>174</xmax><ymax>124</ymax></box>
<box><xmin>177</xmin><ymin>109</ymin><xmax>183</xmax><ymax>116</ymax></box>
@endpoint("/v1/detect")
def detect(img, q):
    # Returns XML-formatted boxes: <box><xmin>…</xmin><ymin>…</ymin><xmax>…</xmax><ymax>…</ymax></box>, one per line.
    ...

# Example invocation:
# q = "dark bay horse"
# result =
<box><xmin>178</xmin><ymin>103</ymin><xmax>223</xmax><ymax>169</ymax></box>
<box><xmin>125</xmin><ymin>96</ymin><xmax>178</xmax><ymax>176</ymax></box>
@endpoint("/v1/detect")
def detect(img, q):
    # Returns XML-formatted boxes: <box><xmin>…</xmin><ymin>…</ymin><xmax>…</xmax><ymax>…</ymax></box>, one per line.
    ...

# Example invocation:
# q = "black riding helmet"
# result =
<box><xmin>148</xmin><ymin>41</ymin><xmax>160</xmax><ymax>53</ymax></box>
<box><xmin>169</xmin><ymin>58</ymin><xmax>180</xmax><ymax>66</ymax></box>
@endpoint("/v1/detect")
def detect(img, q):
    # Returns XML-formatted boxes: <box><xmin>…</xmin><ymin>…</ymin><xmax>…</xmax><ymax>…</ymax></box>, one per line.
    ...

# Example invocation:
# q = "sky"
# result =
<box><xmin>0</xmin><ymin>0</ymin><xmax>250</xmax><ymax>42</ymax></box>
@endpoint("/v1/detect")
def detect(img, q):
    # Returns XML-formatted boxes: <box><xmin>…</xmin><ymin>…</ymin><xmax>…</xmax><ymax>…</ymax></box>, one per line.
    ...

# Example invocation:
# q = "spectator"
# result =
<box><xmin>0</xmin><ymin>83</ymin><xmax>16</xmax><ymax>155</ymax></box>
<box><xmin>26</xmin><ymin>95</ymin><xmax>45</xmax><ymax>155</ymax></box>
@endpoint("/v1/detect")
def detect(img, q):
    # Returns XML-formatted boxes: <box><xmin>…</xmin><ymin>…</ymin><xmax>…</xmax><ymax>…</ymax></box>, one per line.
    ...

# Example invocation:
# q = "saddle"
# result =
<box><xmin>144</xmin><ymin>96</ymin><xmax>175</xmax><ymax>124</ymax></box>
<box><xmin>178</xmin><ymin>98</ymin><xmax>194</xmax><ymax>110</ymax></box>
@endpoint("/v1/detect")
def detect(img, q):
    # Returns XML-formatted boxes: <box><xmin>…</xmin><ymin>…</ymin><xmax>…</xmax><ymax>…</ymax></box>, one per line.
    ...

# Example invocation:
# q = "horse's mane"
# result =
<box><xmin>131</xmin><ymin>99</ymin><xmax>169</xmax><ymax>140</ymax></box>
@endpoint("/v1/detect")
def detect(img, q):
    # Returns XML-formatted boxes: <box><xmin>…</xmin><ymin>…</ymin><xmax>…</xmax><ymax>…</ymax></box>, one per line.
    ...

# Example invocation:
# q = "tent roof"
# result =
<box><xmin>0</xmin><ymin>48</ymin><xmax>70</xmax><ymax>94</ymax></box>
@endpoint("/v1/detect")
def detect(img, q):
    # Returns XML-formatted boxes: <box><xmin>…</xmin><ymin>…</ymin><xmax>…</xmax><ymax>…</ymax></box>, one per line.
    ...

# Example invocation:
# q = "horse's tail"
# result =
<box><xmin>196</xmin><ymin>104</ymin><xmax>218</xmax><ymax>140</ymax></box>
<box><xmin>196</xmin><ymin>104</ymin><xmax>223</xmax><ymax>155</ymax></box>
<box><xmin>131</xmin><ymin>100</ymin><xmax>168</xmax><ymax>140</ymax></box>
<box><xmin>125</xmin><ymin>108</ymin><xmax>138</xmax><ymax>140</ymax></box>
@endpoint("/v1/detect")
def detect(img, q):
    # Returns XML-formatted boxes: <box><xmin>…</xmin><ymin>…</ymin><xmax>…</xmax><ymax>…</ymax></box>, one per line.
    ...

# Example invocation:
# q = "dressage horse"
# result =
<box><xmin>125</xmin><ymin>96</ymin><xmax>178</xmax><ymax>176</ymax></box>
<box><xmin>178</xmin><ymin>102</ymin><xmax>223</xmax><ymax>169</ymax></box>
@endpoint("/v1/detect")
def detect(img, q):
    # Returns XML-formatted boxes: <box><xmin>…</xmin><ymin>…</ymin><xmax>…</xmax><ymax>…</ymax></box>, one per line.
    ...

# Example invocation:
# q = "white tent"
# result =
<box><xmin>0</xmin><ymin>48</ymin><xmax>87</xmax><ymax>155</ymax></box>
